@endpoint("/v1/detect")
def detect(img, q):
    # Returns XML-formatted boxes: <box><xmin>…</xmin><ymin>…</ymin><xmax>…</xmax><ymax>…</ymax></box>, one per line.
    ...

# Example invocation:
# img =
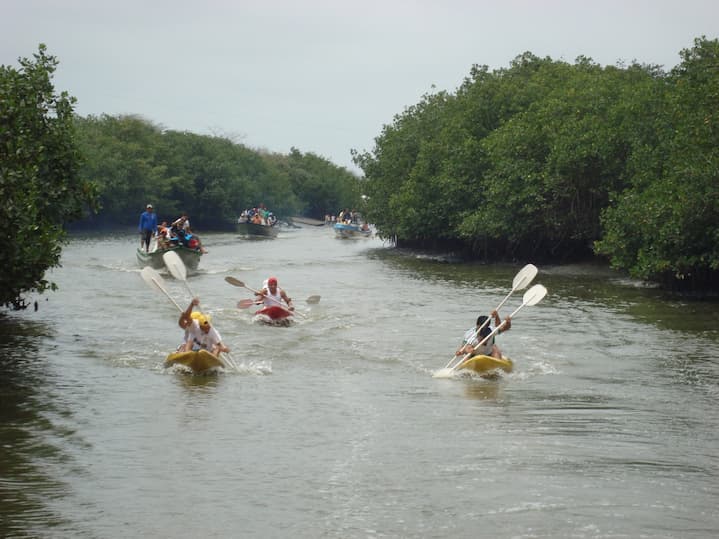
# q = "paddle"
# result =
<box><xmin>140</xmin><ymin>267</ymin><xmax>184</xmax><ymax>312</ymax></box>
<box><xmin>444</xmin><ymin>263</ymin><xmax>538</xmax><ymax>369</ymax></box>
<box><xmin>224</xmin><ymin>276</ymin><xmax>306</xmax><ymax>318</ymax></box>
<box><xmin>237</xmin><ymin>299</ymin><xmax>259</xmax><ymax>309</ymax></box>
<box><xmin>435</xmin><ymin>284</ymin><xmax>547</xmax><ymax>378</ymax></box>
<box><xmin>162</xmin><ymin>251</ymin><xmax>196</xmax><ymax>298</ymax></box>
<box><xmin>225</xmin><ymin>276</ymin><xmax>320</xmax><ymax>305</ymax></box>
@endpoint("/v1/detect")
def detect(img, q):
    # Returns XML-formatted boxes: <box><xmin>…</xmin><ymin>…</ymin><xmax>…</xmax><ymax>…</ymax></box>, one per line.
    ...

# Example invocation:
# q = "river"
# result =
<box><xmin>1</xmin><ymin>226</ymin><xmax>718</xmax><ymax>538</ymax></box>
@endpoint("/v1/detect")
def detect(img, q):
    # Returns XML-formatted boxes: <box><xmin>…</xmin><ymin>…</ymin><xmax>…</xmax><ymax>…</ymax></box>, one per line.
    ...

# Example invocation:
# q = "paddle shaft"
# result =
<box><xmin>162</xmin><ymin>251</ymin><xmax>196</xmax><ymax>297</ymax></box>
<box><xmin>141</xmin><ymin>267</ymin><xmax>183</xmax><ymax>312</ymax></box>
<box><xmin>226</xmin><ymin>277</ymin><xmax>303</xmax><ymax>317</ymax></box>
<box><xmin>225</xmin><ymin>277</ymin><xmax>318</xmax><ymax>305</ymax></box>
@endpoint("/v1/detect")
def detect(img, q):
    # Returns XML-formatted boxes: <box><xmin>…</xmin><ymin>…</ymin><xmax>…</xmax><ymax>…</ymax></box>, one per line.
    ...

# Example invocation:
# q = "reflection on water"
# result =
<box><xmin>462</xmin><ymin>379</ymin><xmax>504</xmax><ymax>401</ymax></box>
<box><xmin>0</xmin><ymin>318</ymin><xmax>71</xmax><ymax>536</ymax></box>
<box><xmin>170</xmin><ymin>368</ymin><xmax>223</xmax><ymax>390</ymax></box>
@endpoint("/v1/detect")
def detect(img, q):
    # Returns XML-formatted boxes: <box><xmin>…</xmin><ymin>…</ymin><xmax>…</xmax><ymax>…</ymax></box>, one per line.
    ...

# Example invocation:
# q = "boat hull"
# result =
<box><xmin>333</xmin><ymin>223</ymin><xmax>371</xmax><ymax>238</ymax></box>
<box><xmin>253</xmin><ymin>305</ymin><xmax>293</xmax><ymax>326</ymax></box>
<box><xmin>457</xmin><ymin>355</ymin><xmax>513</xmax><ymax>375</ymax></box>
<box><xmin>164</xmin><ymin>350</ymin><xmax>224</xmax><ymax>373</ymax></box>
<box><xmin>136</xmin><ymin>246</ymin><xmax>202</xmax><ymax>271</ymax></box>
<box><xmin>255</xmin><ymin>305</ymin><xmax>292</xmax><ymax>319</ymax></box>
<box><xmin>236</xmin><ymin>222</ymin><xmax>279</xmax><ymax>238</ymax></box>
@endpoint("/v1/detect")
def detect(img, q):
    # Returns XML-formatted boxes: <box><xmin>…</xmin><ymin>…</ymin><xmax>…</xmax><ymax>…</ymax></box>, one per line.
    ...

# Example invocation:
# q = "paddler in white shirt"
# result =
<box><xmin>178</xmin><ymin>298</ymin><xmax>230</xmax><ymax>357</ymax></box>
<box><xmin>256</xmin><ymin>276</ymin><xmax>294</xmax><ymax>311</ymax></box>
<box><xmin>455</xmin><ymin>310</ymin><xmax>511</xmax><ymax>359</ymax></box>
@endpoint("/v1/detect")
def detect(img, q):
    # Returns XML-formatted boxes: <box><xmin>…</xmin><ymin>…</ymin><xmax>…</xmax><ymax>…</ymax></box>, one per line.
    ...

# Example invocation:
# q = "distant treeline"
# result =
<box><xmin>354</xmin><ymin>37</ymin><xmax>719</xmax><ymax>290</ymax></box>
<box><xmin>73</xmin><ymin>114</ymin><xmax>363</xmax><ymax>229</ymax></box>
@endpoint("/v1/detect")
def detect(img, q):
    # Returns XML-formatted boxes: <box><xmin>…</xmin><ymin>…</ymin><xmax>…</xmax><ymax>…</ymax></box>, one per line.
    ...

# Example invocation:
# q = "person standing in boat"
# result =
<box><xmin>256</xmin><ymin>277</ymin><xmax>294</xmax><ymax>311</ymax></box>
<box><xmin>455</xmin><ymin>310</ymin><xmax>511</xmax><ymax>359</ymax></box>
<box><xmin>138</xmin><ymin>204</ymin><xmax>158</xmax><ymax>253</ymax></box>
<box><xmin>178</xmin><ymin>298</ymin><xmax>230</xmax><ymax>357</ymax></box>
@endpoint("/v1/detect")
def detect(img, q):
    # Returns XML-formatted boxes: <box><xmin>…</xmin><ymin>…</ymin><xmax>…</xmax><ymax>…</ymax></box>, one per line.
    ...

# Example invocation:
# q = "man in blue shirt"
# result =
<box><xmin>138</xmin><ymin>204</ymin><xmax>158</xmax><ymax>252</ymax></box>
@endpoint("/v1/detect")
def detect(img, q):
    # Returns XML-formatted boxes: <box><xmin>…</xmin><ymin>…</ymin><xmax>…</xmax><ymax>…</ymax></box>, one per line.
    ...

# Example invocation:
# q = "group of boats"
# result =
<box><xmin>138</xmin><ymin>210</ymin><xmax>545</xmax><ymax>379</ymax></box>
<box><xmin>235</xmin><ymin>212</ymin><xmax>373</xmax><ymax>240</ymax></box>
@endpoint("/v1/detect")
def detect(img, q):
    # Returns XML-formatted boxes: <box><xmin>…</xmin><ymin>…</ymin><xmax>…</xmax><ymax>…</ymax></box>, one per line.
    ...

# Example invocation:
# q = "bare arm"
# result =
<box><xmin>179</xmin><ymin>297</ymin><xmax>200</xmax><ymax>328</ymax></box>
<box><xmin>281</xmin><ymin>290</ymin><xmax>294</xmax><ymax>310</ymax></box>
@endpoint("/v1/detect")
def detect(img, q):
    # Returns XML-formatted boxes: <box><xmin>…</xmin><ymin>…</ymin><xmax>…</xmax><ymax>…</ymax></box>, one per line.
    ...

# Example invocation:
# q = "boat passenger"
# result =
<box><xmin>171</xmin><ymin>213</ymin><xmax>191</xmax><ymax>235</ymax></box>
<box><xmin>178</xmin><ymin>298</ymin><xmax>230</xmax><ymax>356</ymax></box>
<box><xmin>256</xmin><ymin>277</ymin><xmax>293</xmax><ymax>311</ymax></box>
<box><xmin>455</xmin><ymin>310</ymin><xmax>511</xmax><ymax>359</ymax></box>
<box><xmin>156</xmin><ymin>221</ymin><xmax>172</xmax><ymax>249</ymax></box>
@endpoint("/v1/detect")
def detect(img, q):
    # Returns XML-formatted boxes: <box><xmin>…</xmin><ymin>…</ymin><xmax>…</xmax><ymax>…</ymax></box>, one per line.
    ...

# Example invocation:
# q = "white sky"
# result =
<box><xmin>2</xmin><ymin>0</ymin><xmax>717</xmax><ymax>173</ymax></box>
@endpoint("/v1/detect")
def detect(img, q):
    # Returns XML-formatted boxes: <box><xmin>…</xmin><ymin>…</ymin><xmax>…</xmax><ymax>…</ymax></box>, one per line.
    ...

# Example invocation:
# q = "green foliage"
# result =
<box><xmin>74</xmin><ymin>116</ymin><xmax>361</xmax><ymax>228</ymax></box>
<box><xmin>0</xmin><ymin>45</ymin><xmax>97</xmax><ymax>310</ymax></box>
<box><xmin>277</xmin><ymin>147</ymin><xmax>361</xmax><ymax>219</ymax></box>
<box><xmin>356</xmin><ymin>37</ymin><xmax>719</xmax><ymax>289</ymax></box>
<box><xmin>355</xmin><ymin>90</ymin><xmax>469</xmax><ymax>240</ymax></box>
<box><xmin>596</xmin><ymin>37</ymin><xmax>719</xmax><ymax>284</ymax></box>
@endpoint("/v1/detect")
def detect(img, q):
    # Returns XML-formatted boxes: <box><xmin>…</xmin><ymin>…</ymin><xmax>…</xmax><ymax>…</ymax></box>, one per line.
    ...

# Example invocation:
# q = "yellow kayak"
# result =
<box><xmin>164</xmin><ymin>350</ymin><xmax>224</xmax><ymax>373</ymax></box>
<box><xmin>456</xmin><ymin>355</ymin><xmax>513</xmax><ymax>375</ymax></box>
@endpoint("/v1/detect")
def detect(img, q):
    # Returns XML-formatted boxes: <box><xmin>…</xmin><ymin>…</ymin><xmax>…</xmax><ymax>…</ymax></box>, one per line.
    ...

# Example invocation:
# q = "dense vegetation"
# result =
<box><xmin>4</xmin><ymin>37</ymin><xmax>718</xmax><ymax>306</ymax></box>
<box><xmin>0</xmin><ymin>45</ymin><xmax>97</xmax><ymax>310</ymax></box>
<box><xmin>354</xmin><ymin>37</ymin><xmax>719</xmax><ymax>290</ymax></box>
<box><xmin>74</xmin><ymin>115</ymin><xmax>363</xmax><ymax>228</ymax></box>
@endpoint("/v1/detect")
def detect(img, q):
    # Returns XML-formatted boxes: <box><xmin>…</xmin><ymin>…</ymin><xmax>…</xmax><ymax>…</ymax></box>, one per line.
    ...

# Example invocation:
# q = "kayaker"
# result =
<box><xmin>178</xmin><ymin>298</ymin><xmax>230</xmax><ymax>356</ymax></box>
<box><xmin>257</xmin><ymin>277</ymin><xmax>294</xmax><ymax>311</ymax></box>
<box><xmin>455</xmin><ymin>310</ymin><xmax>511</xmax><ymax>359</ymax></box>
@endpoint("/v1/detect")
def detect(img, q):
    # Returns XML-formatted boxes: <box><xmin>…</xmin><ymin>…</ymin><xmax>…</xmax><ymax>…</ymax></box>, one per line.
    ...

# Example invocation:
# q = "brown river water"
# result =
<box><xmin>1</xmin><ymin>225</ymin><xmax>718</xmax><ymax>538</ymax></box>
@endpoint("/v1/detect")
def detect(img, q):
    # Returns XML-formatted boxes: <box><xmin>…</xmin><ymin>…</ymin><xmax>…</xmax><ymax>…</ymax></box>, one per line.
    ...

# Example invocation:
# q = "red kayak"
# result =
<box><xmin>254</xmin><ymin>305</ymin><xmax>293</xmax><ymax>323</ymax></box>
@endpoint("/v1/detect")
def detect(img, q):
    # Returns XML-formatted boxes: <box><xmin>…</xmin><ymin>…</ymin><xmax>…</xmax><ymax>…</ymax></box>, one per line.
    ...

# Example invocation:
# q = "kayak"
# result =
<box><xmin>253</xmin><ymin>305</ymin><xmax>293</xmax><ymax>327</ymax></box>
<box><xmin>255</xmin><ymin>305</ymin><xmax>292</xmax><ymax>320</ymax></box>
<box><xmin>164</xmin><ymin>350</ymin><xmax>224</xmax><ymax>373</ymax></box>
<box><xmin>456</xmin><ymin>355</ymin><xmax>513</xmax><ymax>375</ymax></box>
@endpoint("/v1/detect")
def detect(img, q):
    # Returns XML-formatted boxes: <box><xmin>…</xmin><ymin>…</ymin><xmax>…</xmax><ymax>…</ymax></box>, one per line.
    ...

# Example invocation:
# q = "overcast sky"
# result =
<box><xmin>2</xmin><ymin>1</ymin><xmax>717</xmax><ymax>173</ymax></box>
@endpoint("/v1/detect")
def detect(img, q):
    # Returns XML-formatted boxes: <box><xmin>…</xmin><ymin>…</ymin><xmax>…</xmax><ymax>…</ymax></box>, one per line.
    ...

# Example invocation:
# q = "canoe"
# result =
<box><xmin>164</xmin><ymin>350</ymin><xmax>224</xmax><ymax>373</ymax></box>
<box><xmin>236</xmin><ymin>221</ymin><xmax>279</xmax><ymax>238</ymax></box>
<box><xmin>456</xmin><ymin>355</ymin><xmax>513</xmax><ymax>375</ymax></box>
<box><xmin>136</xmin><ymin>245</ymin><xmax>202</xmax><ymax>271</ymax></box>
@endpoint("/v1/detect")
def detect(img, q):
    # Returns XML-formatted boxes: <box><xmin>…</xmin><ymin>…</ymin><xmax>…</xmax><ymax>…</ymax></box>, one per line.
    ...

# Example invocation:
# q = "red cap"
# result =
<box><xmin>268</xmin><ymin>277</ymin><xmax>278</xmax><ymax>285</ymax></box>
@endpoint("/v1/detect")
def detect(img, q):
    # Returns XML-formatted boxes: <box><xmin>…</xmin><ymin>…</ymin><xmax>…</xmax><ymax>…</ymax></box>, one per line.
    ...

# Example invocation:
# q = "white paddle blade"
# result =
<box><xmin>512</xmin><ymin>263</ymin><xmax>538</xmax><ymax>291</ymax></box>
<box><xmin>306</xmin><ymin>295</ymin><xmax>321</xmax><ymax>304</ymax></box>
<box><xmin>162</xmin><ymin>251</ymin><xmax>186</xmax><ymax>281</ymax></box>
<box><xmin>140</xmin><ymin>266</ymin><xmax>183</xmax><ymax>311</ymax></box>
<box><xmin>433</xmin><ymin>368</ymin><xmax>457</xmax><ymax>379</ymax></box>
<box><xmin>140</xmin><ymin>266</ymin><xmax>165</xmax><ymax>289</ymax></box>
<box><xmin>522</xmin><ymin>284</ymin><xmax>547</xmax><ymax>306</ymax></box>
